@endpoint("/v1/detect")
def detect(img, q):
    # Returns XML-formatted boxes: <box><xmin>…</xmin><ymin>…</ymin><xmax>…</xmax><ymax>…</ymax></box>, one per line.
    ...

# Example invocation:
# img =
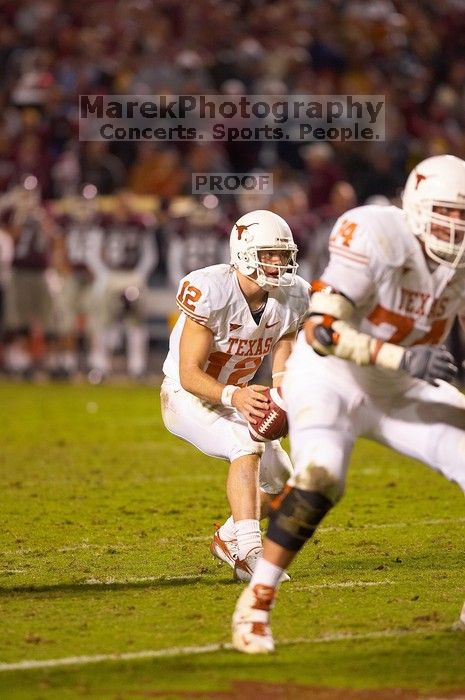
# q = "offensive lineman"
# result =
<box><xmin>232</xmin><ymin>155</ymin><xmax>465</xmax><ymax>652</ymax></box>
<box><xmin>161</xmin><ymin>210</ymin><xmax>310</xmax><ymax>581</ymax></box>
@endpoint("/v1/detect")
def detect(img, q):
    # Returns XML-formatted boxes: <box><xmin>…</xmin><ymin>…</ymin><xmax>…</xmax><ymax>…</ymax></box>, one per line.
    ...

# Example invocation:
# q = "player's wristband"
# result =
<box><xmin>221</xmin><ymin>384</ymin><xmax>239</xmax><ymax>407</ymax></box>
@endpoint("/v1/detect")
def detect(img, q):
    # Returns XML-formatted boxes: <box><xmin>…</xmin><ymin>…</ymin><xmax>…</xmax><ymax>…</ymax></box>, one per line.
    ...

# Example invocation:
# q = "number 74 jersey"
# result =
<box><xmin>163</xmin><ymin>264</ymin><xmax>310</xmax><ymax>388</ymax></box>
<box><xmin>323</xmin><ymin>205</ymin><xmax>465</xmax><ymax>346</ymax></box>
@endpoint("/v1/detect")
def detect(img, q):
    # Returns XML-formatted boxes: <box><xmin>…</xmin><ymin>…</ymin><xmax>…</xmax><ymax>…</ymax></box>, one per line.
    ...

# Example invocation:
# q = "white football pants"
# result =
<box><xmin>160</xmin><ymin>377</ymin><xmax>293</xmax><ymax>494</ymax></box>
<box><xmin>283</xmin><ymin>335</ymin><xmax>465</xmax><ymax>501</ymax></box>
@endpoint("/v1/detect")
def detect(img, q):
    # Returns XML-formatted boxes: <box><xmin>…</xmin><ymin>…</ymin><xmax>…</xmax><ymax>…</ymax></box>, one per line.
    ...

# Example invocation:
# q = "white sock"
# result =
<box><xmin>234</xmin><ymin>519</ymin><xmax>262</xmax><ymax>560</ymax></box>
<box><xmin>218</xmin><ymin>516</ymin><xmax>235</xmax><ymax>541</ymax></box>
<box><xmin>250</xmin><ymin>557</ymin><xmax>284</xmax><ymax>590</ymax></box>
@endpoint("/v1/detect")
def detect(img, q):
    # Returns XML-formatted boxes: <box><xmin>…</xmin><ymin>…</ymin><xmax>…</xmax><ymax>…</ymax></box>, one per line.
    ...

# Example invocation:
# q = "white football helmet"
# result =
<box><xmin>402</xmin><ymin>154</ymin><xmax>465</xmax><ymax>268</ymax></box>
<box><xmin>230</xmin><ymin>209</ymin><xmax>298</xmax><ymax>288</ymax></box>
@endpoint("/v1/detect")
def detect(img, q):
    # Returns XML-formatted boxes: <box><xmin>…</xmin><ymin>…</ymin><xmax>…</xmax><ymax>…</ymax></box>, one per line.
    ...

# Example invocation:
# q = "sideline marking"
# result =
<box><xmin>0</xmin><ymin>626</ymin><xmax>453</xmax><ymax>672</ymax></box>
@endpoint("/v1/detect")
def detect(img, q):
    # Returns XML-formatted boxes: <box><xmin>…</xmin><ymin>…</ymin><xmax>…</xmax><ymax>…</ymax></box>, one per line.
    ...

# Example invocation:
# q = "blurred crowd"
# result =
<box><xmin>0</xmin><ymin>0</ymin><xmax>464</xmax><ymax>380</ymax></box>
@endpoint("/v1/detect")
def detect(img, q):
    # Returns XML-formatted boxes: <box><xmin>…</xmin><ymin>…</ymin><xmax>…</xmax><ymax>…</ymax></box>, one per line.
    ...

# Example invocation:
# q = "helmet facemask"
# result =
<box><xmin>406</xmin><ymin>199</ymin><xmax>465</xmax><ymax>268</ymax></box>
<box><xmin>402</xmin><ymin>155</ymin><xmax>465</xmax><ymax>269</ymax></box>
<box><xmin>230</xmin><ymin>209</ymin><xmax>299</xmax><ymax>288</ymax></box>
<box><xmin>250</xmin><ymin>246</ymin><xmax>298</xmax><ymax>287</ymax></box>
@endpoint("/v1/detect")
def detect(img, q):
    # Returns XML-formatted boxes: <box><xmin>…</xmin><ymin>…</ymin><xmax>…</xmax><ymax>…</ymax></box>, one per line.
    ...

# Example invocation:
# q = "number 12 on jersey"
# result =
<box><xmin>177</xmin><ymin>281</ymin><xmax>202</xmax><ymax>312</ymax></box>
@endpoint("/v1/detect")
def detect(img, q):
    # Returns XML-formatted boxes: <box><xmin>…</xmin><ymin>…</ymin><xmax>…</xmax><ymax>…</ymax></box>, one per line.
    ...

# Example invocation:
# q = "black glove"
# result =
<box><xmin>399</xmin><ymin>344</ymin><xmax>458</xmax><ymax>386</ymax></box>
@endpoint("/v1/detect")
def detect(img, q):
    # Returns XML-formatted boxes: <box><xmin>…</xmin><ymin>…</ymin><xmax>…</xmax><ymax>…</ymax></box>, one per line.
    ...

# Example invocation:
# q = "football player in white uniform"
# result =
<box><xmin>232</xmin><ymin>154</ymin><xmax>465</xmax><ymax>653</ymax></box>
<box><xmin>161</xmin><ymin>210</ymin><xmax>310</xmax><ymax>581</ymax></box>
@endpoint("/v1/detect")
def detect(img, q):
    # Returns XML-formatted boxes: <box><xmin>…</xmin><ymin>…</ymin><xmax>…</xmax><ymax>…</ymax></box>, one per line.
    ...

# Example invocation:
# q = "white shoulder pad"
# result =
<box><xmin>328</xmin><ymin>205</ymin><xmax>411</xmax><ymax>271</ymax></box>
<box><xmin>175</xmin><ymin>264</ymin><xmax>231</xmax><ymax>325</ymax></box>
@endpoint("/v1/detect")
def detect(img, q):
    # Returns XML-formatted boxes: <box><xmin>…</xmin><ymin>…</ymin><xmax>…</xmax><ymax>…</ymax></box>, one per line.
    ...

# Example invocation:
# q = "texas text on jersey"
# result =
<box><xmin>305</xmin><ymin>203</ymin><xmax>465</xmax><ymax>393</ymax></box>
<box><xmin>163</xmin><ymin>263</ymin><xmax>310</xmax><ymax>388</ymax></box>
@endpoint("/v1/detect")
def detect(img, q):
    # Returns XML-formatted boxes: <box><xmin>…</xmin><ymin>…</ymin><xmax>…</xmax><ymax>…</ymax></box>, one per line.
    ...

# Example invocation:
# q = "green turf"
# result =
<box><xmin>0</xmin><ymin>382</ymin><xmax>464</xmax><ymax>699</ymax></box>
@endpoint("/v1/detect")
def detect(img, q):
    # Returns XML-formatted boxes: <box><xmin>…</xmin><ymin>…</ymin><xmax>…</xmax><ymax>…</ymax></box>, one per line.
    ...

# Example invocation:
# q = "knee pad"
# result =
<box><xmin>259</xmin><ymin>440</ymin><xmax>293</xmax><ymax>495</ymax></box>
<box><xmin>267</xmin><ymin>486</ymin><xmax>333</xmax><ymax>552</ymax></box>
<box><xmin>293</xmin><ymin>463</ymin><xmax>346</xmax><ymax>504</ymax></box>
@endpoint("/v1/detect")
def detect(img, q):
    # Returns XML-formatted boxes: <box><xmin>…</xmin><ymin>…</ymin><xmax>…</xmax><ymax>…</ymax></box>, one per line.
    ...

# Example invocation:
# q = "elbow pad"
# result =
<box><xmin>305</xmin><ymin>285</ymin><xmax>355</xmax><ymax>357</ymax></box>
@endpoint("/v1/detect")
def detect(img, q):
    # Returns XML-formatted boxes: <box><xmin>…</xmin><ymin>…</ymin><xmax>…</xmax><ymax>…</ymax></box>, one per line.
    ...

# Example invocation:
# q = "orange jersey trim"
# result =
<box><xmin>329</xmin><ymin>243</ymin><xmax>369</xmax><ymax>265</ymax></box>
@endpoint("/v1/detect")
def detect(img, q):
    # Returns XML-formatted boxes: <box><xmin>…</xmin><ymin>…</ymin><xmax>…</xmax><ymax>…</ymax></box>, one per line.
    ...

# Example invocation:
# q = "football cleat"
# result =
<box><xmin>232</xmin><ymin>583</ymin><xmax>276</xmax><ymax>654</ymax></box>
<box><xmin>234</xmin><ymin>546</ymin><xmax>290</xmax><ymax>583</ymax></box>
<box><xmin>210</xmin><ymin>526</ymin><xmax>238</xmax><ymax>569</ymax></box>
<box><xmin>233</xmin><ymin>546</ymin><xmax>262</xmax><ymax>582</ymax></box>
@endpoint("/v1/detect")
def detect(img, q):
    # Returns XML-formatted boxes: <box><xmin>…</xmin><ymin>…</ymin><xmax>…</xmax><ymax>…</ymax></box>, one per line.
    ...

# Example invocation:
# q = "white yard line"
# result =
<box><xmin>0</xmin><ymin>626</ymin><xmax>450</xmax><ymax>673</ymax></box>
<box><xmin>1</xmin><ymin>575</ymin><xmax>390</xmax><ymax>588</ymax></box>
<box><xmin>0</xmin><ymin>569</ymin><xmax>25</xmax><ymax>575</ymax></box>
<box><xmin>293</xmin><ymin>580</ymin><xmax>393</xmax><ymax>590</ymax></box>
<box><xmin>48</xmin><ymin>576</ymin><xmax>393</xmax><ymax>588</ymax></box>
<box><xmin>0</xmin><ymin>543</ymin><xmax>130</xmax><ymax>557</ymax></box>
<box><xmin>2</xmin><ymin>516</ymin><xmax>465</xmax><ymax>558</ymax></box>
<box><xmin>176</xmin><ymin>516</ymin><xmax>465</xmax><ymax>543</ymax></box>
<box><xmin>83</xmin><ymin>574</ymin><xmax>201</xmax><ymax>585</ymax></box>
<box><xmin>320</xmin><ymin>516</ymin><xmax>465</xmax><ymax>533</ymax></box>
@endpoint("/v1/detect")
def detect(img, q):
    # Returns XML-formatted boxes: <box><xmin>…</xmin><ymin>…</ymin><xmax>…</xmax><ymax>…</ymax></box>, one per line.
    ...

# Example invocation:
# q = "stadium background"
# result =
<box><xmin>2</xmin><ymin>3</ymin><xmax>465</xmax><ymax>697</ymax></box>
<box><xmin>0</xmin><ymin>0</ymin><xmax>464</xmax><ymax>380</ymax></box>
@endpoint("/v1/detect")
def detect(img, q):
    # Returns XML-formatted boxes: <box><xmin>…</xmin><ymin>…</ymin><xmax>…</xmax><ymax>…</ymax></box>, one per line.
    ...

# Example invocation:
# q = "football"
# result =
<box><xmin>248</xmin><ymin>387</ymin><xmax>288</xmax><ymax>442</ymax></box>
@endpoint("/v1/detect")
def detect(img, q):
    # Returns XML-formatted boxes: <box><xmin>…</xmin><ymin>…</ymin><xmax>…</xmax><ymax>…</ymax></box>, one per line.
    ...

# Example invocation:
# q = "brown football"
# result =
<box><xmin>248</xmin><ymin>387</ymin><xmax>288</xmax><ymax>442</ymax></box>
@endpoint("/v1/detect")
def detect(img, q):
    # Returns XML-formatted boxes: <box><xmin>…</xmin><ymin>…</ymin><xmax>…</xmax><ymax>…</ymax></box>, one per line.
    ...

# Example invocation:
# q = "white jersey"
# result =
<box><xmin>163</xmin><ymin>264</ymin><xmax>310</xmax><ymax>387</ymax></box>
<box><xmin>323</xmin><ymin>204</ymin><xmax>465</xmax><ymax>343</ymax></box>
<box><xmin>300</xmin><ymin>204</ymin><xmax>465</xmax><ymax>394</ymax></box>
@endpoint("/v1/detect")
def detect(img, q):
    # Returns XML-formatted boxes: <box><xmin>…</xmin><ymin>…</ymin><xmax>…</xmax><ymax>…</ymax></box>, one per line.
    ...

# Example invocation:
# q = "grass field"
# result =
<box><xmin>1</xmin><ymin>381</ymin><xmax>465</xmax><ymax>700</ymax></box>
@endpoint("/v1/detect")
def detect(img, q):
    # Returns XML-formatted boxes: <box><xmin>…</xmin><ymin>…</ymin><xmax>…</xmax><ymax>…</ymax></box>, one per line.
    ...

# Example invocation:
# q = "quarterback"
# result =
<box><xmin>232</xmin><ymin>155</ymin><xmax>465</xmax><ymax>653</ymax></box>
<box><xmin>161</xmin><ymin>210</ymin><xmax>310</xmax><ymax>580</ymax></box>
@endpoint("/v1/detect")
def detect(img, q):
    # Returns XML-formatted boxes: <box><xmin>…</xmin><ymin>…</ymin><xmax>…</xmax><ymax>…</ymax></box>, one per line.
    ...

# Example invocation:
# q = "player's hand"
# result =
<box><xmin>399</xmin><ymin>344</ymin><xmax>458</xmax><ymax>386</ymax></box>
<box><xmin>232</xmin><ymin>384</ymin><xmax>270</xmax><ymax>424</ymax></box>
